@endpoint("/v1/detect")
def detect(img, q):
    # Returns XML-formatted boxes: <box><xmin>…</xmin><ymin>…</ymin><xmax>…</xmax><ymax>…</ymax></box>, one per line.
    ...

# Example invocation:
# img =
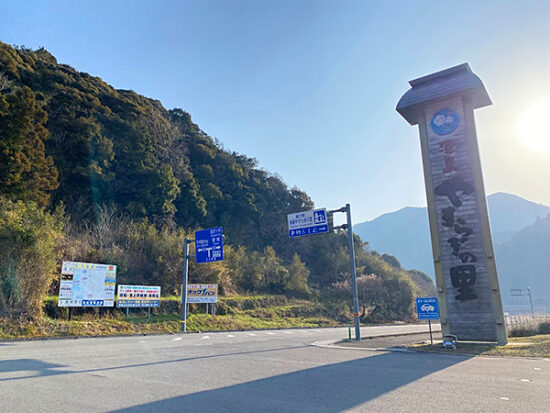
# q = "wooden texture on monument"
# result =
<box><xmin>397</xmin><ymin>63</ymin><xmax>507</xmax><ymax>344</ymax></box>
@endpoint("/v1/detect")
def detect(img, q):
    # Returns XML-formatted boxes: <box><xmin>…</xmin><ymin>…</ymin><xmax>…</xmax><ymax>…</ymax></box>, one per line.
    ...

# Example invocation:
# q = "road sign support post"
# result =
<box><xmin>345</xmin><ymin>204</ymin><xmax>361</xmax><ymax>341</ymax></box>
<box><xmin>527</xmin><ymin>287</ymin><xmax>534</xmax><ymax>316</ymax></box>
<box><xmin>428</xmin><ymin>319</ymin><xmax>433</xmax><ymax>345</ymax></box>
<box><xmin>181</xmin><ymin>238</ymin><xmax>195</xmax><ymax>332</ymax></box>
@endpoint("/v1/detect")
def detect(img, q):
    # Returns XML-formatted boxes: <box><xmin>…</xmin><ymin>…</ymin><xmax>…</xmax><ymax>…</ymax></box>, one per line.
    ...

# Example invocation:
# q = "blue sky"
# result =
<box><xmin>1</xmin><ymin>0</ymin><xmax>549</xmax><ymax>224</ymax></box>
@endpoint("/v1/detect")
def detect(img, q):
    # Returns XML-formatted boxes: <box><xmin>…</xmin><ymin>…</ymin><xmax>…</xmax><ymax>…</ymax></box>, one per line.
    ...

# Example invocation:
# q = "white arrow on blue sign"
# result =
<box><xmin>287</xmin><ymin>208</ymin><xmax>329</xmax><ymax>238</ymax></box>
<box><xmin>195</xmin><ymin>227</ymin><xmax>223</xmax><ymax>264</ymax></box>
<box><xmin>416</xmin><ymin>297</ymin><xmax>440</xmax><ymax>320</ymax></box>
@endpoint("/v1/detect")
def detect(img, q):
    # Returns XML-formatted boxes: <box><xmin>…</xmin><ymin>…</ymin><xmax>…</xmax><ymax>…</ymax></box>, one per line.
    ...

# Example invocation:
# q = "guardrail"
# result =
<box><xmin>505</xmin><ymin>313</ymin><xmax>550</xmax><ymax>327</ymax></box>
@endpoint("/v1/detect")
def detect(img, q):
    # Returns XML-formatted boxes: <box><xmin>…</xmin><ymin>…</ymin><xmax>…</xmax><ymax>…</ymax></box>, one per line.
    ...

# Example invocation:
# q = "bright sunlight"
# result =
<box><xmin>518</xmin><ymin>98</ymin><xmax>550</xmax><ymax>152</ymax></box>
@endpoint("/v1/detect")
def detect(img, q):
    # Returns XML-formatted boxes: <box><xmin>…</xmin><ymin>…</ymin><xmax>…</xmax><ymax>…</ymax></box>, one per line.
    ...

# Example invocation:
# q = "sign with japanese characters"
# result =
<box><xmin>424</xmin><ymin>96</ymin><xmax>499</xmax><ymax>340</ymax></box>
<box><xmin>397</xmin><ymin>63</ymin><xmax>507</xmax><ymax>344</ymax></box>
<box><xmin>58</xmin><ymin>261</ymin><xmax>116</xmax><ymax>307</ymax></box>
<box><xmin>195</xmin><ymin>227</ymin><xmax>223</xmax><ymax>263</ymax></box>
<box><xmin>287</xmin><ymin>208</ymin><xmax>329</xmax><ymax>238</ymax></box>
<box><xmin>187</xmin><ymin>284</ymin><xmax>218</xmax><ymax>303</ymax></box>
<box><xmin>116</xmin><ymin>285</ymin><xmax>161</xmax><ymax>308</ymax></box>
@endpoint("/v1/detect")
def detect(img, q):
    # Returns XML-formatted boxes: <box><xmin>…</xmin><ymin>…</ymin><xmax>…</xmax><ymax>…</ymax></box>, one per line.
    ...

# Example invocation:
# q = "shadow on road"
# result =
<box><xmin>0</xmin><ymin>345</ymin><xmax>310</xmax><ymax>382</ymax></box>
<box><xmin>112</xmin><ymin>351</ymin><xmax>471</xmax><ymax>412</ymax></box>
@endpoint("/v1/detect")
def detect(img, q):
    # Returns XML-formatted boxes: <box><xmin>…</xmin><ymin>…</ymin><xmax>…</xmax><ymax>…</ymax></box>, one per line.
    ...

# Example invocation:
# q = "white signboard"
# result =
<box><xmin>117</xmin><ymin>285</ymin><xmax>161</xmax><ymax>308</ymax></box>
<box><xmin>187</xmin><ymin>284</ymin><xmax>218</xmax><ymax>303</ymax></box>
<box><xmin>58</xmin><ymin>261</ymin><xmax>116</xmax><ymax>307</ymax></box>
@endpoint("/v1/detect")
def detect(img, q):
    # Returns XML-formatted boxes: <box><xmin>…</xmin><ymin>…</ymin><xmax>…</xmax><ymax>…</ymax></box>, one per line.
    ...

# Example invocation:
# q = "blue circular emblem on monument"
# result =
<box><xmin>430</xmin><ymin>109</ymin><xmax>459</xmax><ymax>135</ymax></box>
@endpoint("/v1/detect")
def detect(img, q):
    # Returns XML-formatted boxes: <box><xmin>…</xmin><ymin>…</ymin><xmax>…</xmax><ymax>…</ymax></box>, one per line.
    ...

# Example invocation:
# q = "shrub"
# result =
<box><xmin>0</xmin><ymin>198</ymin><xmax>64</xmax><ymax>318</ymax></box>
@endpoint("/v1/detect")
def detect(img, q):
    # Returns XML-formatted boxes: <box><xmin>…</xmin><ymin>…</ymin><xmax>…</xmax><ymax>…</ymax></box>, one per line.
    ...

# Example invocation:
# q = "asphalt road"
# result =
<box><xmin>2</xmin><ymin>324</ymin><xmax>549</xmax><ymax>412</ymax></box>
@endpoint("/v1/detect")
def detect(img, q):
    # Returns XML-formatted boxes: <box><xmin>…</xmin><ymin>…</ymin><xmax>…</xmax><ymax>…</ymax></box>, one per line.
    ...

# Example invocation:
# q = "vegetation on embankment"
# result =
<box><xmin>1</xmin><ymin>42</ymin><xmax>434</xmax><ymax>332</ymax></box>
<box><xmin>1</xmin><ymin>295</ymin><xmax>341</xmax><ymax>339</ymax></box>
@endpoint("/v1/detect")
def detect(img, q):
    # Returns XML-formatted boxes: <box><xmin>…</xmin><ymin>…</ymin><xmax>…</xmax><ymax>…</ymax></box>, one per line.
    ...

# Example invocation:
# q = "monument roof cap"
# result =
<box><xmin>396</xmin><ymin>63</ymin><xmax>492</xmax><ymax>125</ymax></box>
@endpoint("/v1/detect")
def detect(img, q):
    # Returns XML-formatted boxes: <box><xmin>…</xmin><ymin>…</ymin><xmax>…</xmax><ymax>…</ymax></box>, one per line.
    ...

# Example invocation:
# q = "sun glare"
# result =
<box><xmin>518</xmin><ymin>98</ymin><xmax>550</xmax><ymax>152</ymax></box>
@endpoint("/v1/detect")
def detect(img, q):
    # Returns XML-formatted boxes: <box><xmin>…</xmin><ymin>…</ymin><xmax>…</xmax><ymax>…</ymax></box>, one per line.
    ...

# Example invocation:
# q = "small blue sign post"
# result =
<box><xmin>416</xmin><ymin>297</ymin><xmax>440</xmax><ymax>345</ymax></box>
<box><xmin>181</xmin><ymin>227</ymin><xmax>224</xmax><ymax>332</ymax></box>
<box><xmin>195</xmin><ymin>227</ymin><xmax>224</xmax><ymax>264</ymax></box>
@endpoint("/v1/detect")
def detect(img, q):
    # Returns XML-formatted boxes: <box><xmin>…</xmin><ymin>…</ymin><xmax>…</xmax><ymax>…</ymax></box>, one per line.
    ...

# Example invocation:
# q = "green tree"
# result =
<box><xmin>0</xmin><ymin>85</ymin><xmax>58</xmax><ymax>206</ymax></box>
<box><xmin>286</xmin><ymin>253</ymin><xmax>310</xmax><ymax>296</ymax></box>
<box><xmin>261</xmin><ymin>246</ymin><xmax>288</xmax><ymax>293</ymax></box>
<box><xmin>0</xmin><ymin>197</ymin><xmax>64</xmax><ymax>318</ymax></box>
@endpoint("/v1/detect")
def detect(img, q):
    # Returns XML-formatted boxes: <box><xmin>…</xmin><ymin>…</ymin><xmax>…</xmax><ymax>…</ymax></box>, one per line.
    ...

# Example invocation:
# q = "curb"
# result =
<box><xmin>0</xmin><ymin>323</ymin><xmax>436</xmax><ymax>343</ymax></box>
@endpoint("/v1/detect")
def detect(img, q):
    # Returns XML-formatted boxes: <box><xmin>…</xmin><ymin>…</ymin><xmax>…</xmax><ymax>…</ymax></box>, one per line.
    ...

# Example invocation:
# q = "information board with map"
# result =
<box><xmin>58</xmin><ymin>261</ymin><xmax>116</xmax><ymax>307</ymax></box>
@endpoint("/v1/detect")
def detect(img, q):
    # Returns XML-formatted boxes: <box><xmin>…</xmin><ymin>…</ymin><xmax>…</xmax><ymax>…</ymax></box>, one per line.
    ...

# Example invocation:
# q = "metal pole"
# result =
<box><xmin>206</xmin><ymin>303</ymin><xmax>209</xmax><ymax>315</ymax></box>
<box><xmin>527</xmin><ymin>287</ymin><xmax>534</xmax><ymax>317</ymax></box>
<box><xmin>429</xmin><ymin>319</ymin><xmax>433</xmax><ymax>345</ymax></box>
<box><xmin>346</xmin><ymin>203</ymin><xmax>361</xmax><ymax>341</ymax></box>
<box><xmin>125</xmin><ymin>307</ymin><xmax>129</xmax><ymax>319</ymax></box>
<box><xmin>181</xmin><ymin>238</ymin><xmax>190</xmax><ymax>332</ymax></box>
<box><xmin>147</xmin><ymin>307</ymin><xmax>151</xmax><ymax>323</ymax></box>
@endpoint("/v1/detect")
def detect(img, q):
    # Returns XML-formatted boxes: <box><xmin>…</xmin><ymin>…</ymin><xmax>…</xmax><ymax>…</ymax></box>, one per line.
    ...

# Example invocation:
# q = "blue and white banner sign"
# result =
<box><xmin>287</xmin><ymin>208</ymin><xmax>329</xmax><ymax>238</ymax></box>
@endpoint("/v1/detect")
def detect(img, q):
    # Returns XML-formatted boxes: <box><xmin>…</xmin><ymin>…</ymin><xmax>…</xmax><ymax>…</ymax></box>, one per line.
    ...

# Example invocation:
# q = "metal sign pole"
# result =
<box><xmin>428</xmin><ymin>319</ymin><xmax>433</xmax><ymax>345</ymax></box>
<box><xmin>181</xmin><ymin>238</ymin><xmax>191</xmax><ymax>332</ymax></box>
<box><xmin>346</xmin><ymin>204</ymin><xmax>361</xmax><ymax>341</ymax></box>
<box><xmin>527</xmin><ymin>287</ymin><xmax>534</xmax><ymax>316</ymax></box>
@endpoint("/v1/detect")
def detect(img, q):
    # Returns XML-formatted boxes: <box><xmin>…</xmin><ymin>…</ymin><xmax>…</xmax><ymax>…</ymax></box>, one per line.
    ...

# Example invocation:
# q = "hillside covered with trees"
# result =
<box><xmin>0</xmin><ymin>42</ymin><xmax>428</xmax><ymax>324</ymax></box>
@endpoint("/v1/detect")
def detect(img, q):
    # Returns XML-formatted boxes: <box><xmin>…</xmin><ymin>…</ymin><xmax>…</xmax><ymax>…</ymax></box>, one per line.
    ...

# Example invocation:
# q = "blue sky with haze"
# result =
<box><xmin>1</xmin><ymin>0</ymin><xmax>549</xmax><ymax>224</ymax></box>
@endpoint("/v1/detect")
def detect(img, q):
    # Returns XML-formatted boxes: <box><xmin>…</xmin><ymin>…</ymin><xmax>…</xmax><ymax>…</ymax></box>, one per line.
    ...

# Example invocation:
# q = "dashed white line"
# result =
<box><xmin>534</xmin><ymin>368</ymin><xmax>542</xmax><ymax>371</ymax></box>
<box><xmin>499</xmin><ymin>397</ymin><xmax>510</xmax><ymax>401</ymax></box>
<box><xmin>201</xmin><ymin>335</ymin><xmax>210</xmax><ymax>340</ymax></box>
<box><xmin>172</xmin><ymin>337</ymin><xmax>182</xmax><ymax>341</ymax></box>
<box><xmin>266</xmin><ymin>332</ymin><xmax>275</xmax><ymax>335</ymax></box>
<box><xmin>248</xmin><ymin>333</ymin><xmax>257</xmax><ymax>336</ymax></box>
<box><xmin>520</xmin><ymin>379</ymin><xmax>530</xmax><ymax>382</ymax></box>
<box><xmin>227</xmin><ymin>334</ymin><xmax>235</xmax><ymax>338</ymax></box>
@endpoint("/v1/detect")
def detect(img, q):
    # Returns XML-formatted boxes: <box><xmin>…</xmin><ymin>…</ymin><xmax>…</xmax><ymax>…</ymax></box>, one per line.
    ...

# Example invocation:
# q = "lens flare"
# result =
<box><xmin>518</xmin><ymin>98</ymin><xmax>550</xmax><ymax>152</ymax></box>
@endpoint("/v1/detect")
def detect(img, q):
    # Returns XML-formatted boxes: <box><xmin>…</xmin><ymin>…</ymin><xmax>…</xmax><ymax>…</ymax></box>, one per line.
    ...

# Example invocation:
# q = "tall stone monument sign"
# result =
<box><xmin>397</xmin><ymin>63</ymin><xmax>507</xmax><ymax>344</ymax></box>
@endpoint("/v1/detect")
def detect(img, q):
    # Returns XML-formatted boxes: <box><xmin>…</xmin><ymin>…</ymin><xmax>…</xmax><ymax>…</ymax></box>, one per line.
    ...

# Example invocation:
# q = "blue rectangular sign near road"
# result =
<box><xmin>416</xmin><ymin>297</ymin><xmax>440</xmax><ymax>320</ymax></box>
<box><xmin>287</xmin><ymin>208</ymin><xmax>329</xmax><ymax>238</ymax></box>
<box><xmin>195</xmin><ymin>227</ymin><xmax>223</xmax><ymax>264</ymax></box>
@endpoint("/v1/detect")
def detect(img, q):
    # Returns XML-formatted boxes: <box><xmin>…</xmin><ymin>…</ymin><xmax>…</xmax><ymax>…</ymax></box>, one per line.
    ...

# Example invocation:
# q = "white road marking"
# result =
<box><xmin>201</xmin><ymin>335</ymin><xmax>210</xmax><ymax>340</ymax></box>
<box><xmin>227</xmin><ymin>334</ymin><xmax>235</xmax><ymax>338</ymax></box>
<box><xmin>266</xmin><ymin>332</ymin><xmax>275</xmax><ymax>335</ymax></box>
<box><xmin>284</xmin><ymin>331</ymin><xmax>292</xmax><ymax>334</ymax></box>
<box><xmin>520</xmin><ymin>379</ymin><xmax>530</xmax><ymax>382</ymax></box>
<box><xmin>534</xmin><ymin>368</ymin><xmax>542</xmax><ymax>371</ymax></box>
<box><xmin>248</xmin><ymin>333</ymin><xmax>257</xmax><ymax>336</ymax></box>
<box><xmin>172</xmin><ymin>337</ymin><xmax>182</xmax><ymax>341</ymax></box>
<box><xmin>499</xmin><ymin>397</ymin><xmax>510</xmax><ymax>401</ymax></box>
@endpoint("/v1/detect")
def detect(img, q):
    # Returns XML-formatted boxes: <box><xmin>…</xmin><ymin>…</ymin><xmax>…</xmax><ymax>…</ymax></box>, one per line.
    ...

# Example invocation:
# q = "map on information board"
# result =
<box><xmin>58</xmin><ymin>261</ymin><xmax>116</xmax><ymax>307</ymax></box>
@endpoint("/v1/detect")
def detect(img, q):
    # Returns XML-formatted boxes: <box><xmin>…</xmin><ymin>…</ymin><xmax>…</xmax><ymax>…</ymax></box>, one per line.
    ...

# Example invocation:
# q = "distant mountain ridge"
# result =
<box><xmin>353</xmin><ymin>192</ymin><xmax>550</xmax><ymax>312</ymax></box>
<box><xmin>354</xmin><ymin>192</ymin><xmax>550</xmax><ymax>276</ymax></box>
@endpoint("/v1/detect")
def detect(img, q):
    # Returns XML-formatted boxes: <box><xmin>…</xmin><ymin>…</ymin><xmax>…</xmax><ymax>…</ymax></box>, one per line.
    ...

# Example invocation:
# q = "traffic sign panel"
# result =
<box><xmin>195</xmin><ymin>227</ymin><xmax>223</xmax><ymax>264</ymax></box>
<box><xmin>416</xmin><ymin>297</ymin><xmax>440</xmax><ymax>320</ymax></box>
<box><xmin>287</xmin><ymin>208</ymin><xmax>329</xmax><ymax>238</ymax></box>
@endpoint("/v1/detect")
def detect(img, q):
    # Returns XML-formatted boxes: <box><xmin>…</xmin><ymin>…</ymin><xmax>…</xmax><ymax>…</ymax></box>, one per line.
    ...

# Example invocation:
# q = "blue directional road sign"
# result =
<box><xmin>287</xmin><ymin>208</ymin><xmax>329</xmax><ymax>238</ymax></box>
<box><xmin>195</xmin><ymin>227</ymin><xmax>223</xmax><ymax>264</ymax></box>
<box><xmin>416</xmin><ymin>297</ymin><xmax>440</xmax><ymax>320</ymax></box>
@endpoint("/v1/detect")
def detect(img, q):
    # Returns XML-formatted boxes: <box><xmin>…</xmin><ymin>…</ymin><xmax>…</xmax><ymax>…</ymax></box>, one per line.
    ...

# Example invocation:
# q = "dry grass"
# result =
<box><xmin>408</xmin><ymin>334</ymin><xmax>550</xmax><ymax>358</ymax></box>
